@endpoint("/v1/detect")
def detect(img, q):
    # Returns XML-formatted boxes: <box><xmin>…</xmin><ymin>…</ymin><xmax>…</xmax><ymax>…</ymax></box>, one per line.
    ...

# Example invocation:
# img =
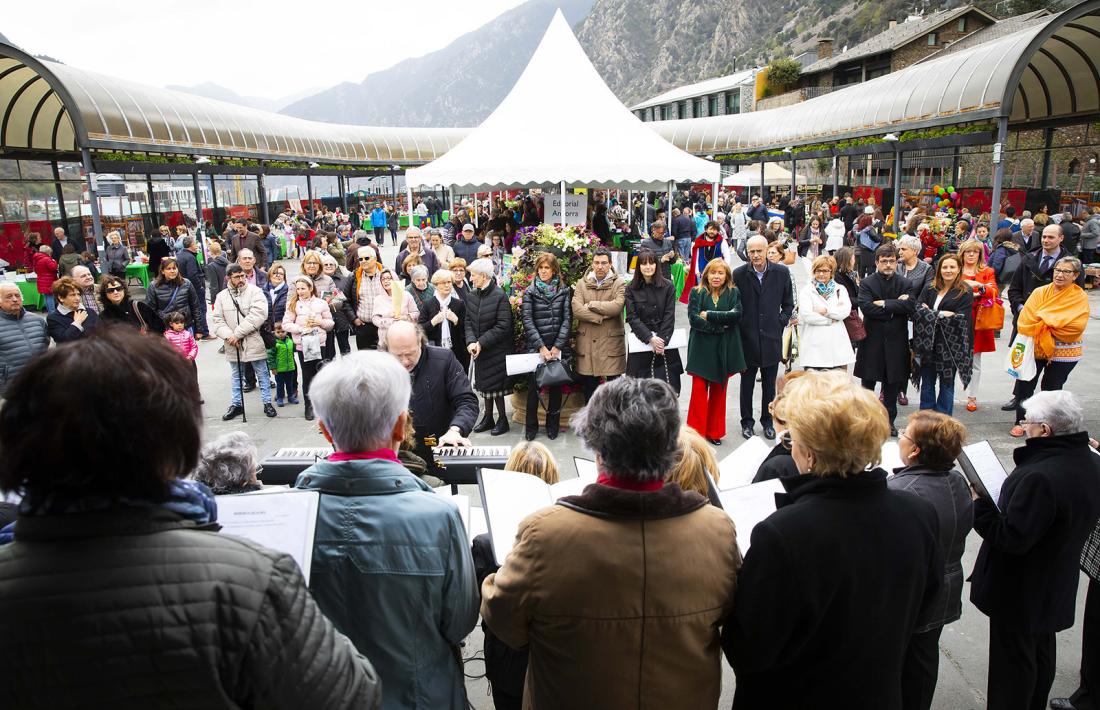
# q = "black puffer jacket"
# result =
<box><xmin>144</xmin><ymin>278</ymin><xmax>202</xmax><ymax>328</ymax></box>
<box><xmin>0</xmin><ymin>506</ymin><xmax>381</xmax><ymax>709</ymax></box>
<box><xmin>521</xmin><ymin>281</ymin><xmax>571</xmax><ymax>355</ymax></box>
<box><xmin>464</xmin><ymin>280</ymin><xmax>513</xmax><ymax>393</ymax></box>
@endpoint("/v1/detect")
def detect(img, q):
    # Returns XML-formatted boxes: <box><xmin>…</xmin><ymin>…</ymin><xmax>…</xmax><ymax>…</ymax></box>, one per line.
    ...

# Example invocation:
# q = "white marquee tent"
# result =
<box><xmin>722</xmin><ymin>162</ymin><xmax>808</xmax><ymax>187</ymax></box>
<box><xmin>404</xmin><ymin>10</ymin><xmax>719</xmax><ymax>192</ymax></box>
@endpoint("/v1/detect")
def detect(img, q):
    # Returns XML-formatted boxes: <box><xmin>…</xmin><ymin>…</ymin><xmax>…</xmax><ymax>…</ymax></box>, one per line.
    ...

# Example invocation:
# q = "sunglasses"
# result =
<box><xmin>359</xmin><ymin>256</ymin><xmax>374</xmax><ymax>261</ymax></box>
<box><xmin>105</xmin><ymin>286</ymin><xmax>125</xmax><ymax>294</ymax></box>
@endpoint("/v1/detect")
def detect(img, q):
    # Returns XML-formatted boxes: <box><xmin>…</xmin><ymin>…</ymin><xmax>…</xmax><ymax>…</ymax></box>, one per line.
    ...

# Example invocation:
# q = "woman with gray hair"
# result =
<box><xmin>465</xmin><ymin>258</ymin><xmax>513</xmax><ymax>436</ymax></box>
<box><xmin>408</xmin><ymin>264</ymin><xmax>435</xmax><ymax>313</ymax></box>
<box><xmin>480</xmin><ymin>377</ymin><xmax>741</xmax><ymax>709</ymax></box>
<box><xmin>971</xmin><ymin>389</ymin><xmax>1100</xmax><ymax>710</ymax></box>
<box><xmin>191</xmin><ymin>432</ymin><xmax>263</xmax><ymax>494</ymax></box>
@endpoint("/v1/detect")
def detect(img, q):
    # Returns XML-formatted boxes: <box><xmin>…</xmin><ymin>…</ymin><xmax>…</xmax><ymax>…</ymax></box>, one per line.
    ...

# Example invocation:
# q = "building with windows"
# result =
<box><xmin>630</xmin><ymin>68</ymin><xmax>759</xmax><ymax>122</ymax></box>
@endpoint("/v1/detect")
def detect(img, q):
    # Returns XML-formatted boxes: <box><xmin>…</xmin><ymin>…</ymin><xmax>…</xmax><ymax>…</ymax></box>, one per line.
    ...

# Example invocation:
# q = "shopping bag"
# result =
<box><xmin>1004</xmin><ymin>334</ymin><xmax>1037</xmax><ymax>380</ymax></box>
<box><xmin>301</xmin><ymin>332</ymin><xmax>323</xmax><ymax>362</ymax></box>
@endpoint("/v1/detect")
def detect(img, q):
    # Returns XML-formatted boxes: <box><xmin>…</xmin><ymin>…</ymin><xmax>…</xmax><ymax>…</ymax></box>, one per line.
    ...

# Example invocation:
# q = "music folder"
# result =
<box><xmin>957</xmin><ymin>440</ymin><xmax>1010</xmax><ymax>511</ymax></box>
<box><xmin>477</xmin><ymin>467</ymin><xmax>599</xmax><ymax>565</ymax></box>
<box><xmin>717</xmin><ymin>437</ymin><xmax>775</xmax><ymax>490</ymax></box>
<box><xmin>215</xmin><ymin>489</ymin><xmax>320</xmax><ymax>584</ymax></box>
<box><xmin>717</xmin><ymin>479</ymin><xmax>784</xmax><ymax>556</ymax></box>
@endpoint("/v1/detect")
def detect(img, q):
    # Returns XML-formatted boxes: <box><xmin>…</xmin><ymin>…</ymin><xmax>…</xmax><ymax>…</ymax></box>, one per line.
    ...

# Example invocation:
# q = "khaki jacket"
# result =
<box><xmin>481</xmin><ymin>483</ymin><xmax>741</xmax><ymax>709</ymax></box>
<box><xmin>211</xmin><ymin>283</ymin><xmax>269</xmax><ymax>362</ymax></box>
<box><xmin>571</xmin><ymin>271</ymin><xmax>626</xmax><ymax>376</ymax></box>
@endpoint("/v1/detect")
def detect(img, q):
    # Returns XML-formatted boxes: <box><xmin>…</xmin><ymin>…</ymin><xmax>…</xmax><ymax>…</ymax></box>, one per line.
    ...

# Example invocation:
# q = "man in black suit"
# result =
<box><xmin>970</xmin><ymin>390</ymin><xmax>1100</xmax><ymax>710</ymax></box>
<box><xmin>854</xmin><ymin>244</ymin><xmax>915</xmax><ymax>436</ymax></box>
<box><xmin>383</xmin><ymin>321</ymin><xmax>478</xmax><ymax>469</ymax></box>
<box><xmin>732</xmin><ymin>235</ymin><xmax>794</xmax><ymax>440</ymax></box>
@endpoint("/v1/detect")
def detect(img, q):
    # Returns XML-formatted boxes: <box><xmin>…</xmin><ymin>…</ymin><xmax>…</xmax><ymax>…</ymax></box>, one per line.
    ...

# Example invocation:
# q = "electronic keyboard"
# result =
<box><xmin>257</xmin><ymin>447</ymin><xmax>333</xmax><ymax>485</ymax></box>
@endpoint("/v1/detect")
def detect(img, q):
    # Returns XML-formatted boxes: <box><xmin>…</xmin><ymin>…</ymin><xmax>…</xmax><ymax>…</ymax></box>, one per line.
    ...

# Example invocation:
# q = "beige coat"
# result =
<box><xmin>481</xmin><ymin>483</ymin><xmax>741</xmax><ymax>710</ymax></box>
<box><xmin>210</xmin><ymin>283</ymin><xmax>269</xmax><ymax>362</ymax></box>
<box><xmin>571</xmin><ymin>271</ymin><xmax>626</xmax><ymax>376</ymax></box>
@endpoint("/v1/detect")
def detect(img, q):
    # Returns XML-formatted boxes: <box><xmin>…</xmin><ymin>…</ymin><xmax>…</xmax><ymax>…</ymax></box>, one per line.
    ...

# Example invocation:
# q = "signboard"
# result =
<box><xmin>545</xmin><ymin>193</ymin><xmax>587</xmax><ymax>226</ymax></box>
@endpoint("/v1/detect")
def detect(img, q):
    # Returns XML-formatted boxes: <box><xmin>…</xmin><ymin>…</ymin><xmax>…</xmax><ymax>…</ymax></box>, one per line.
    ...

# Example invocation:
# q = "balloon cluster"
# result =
<box><xmin>932</xmin><ymin>184</ymin><xmax>959</xmax><ymax>216</ymax></box>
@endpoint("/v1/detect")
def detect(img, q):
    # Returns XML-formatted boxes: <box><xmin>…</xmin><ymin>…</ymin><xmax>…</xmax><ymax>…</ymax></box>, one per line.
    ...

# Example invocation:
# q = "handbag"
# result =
<box><xmin>974</xmin><ymin>297</ymin><xmax>1005</xmax><ymax>331</ymax></box>
<box><xmin>1004</xmin><ymin>333</ymin><xmax>1037</xmax><ymax>380</ymax></box>
<box><xmin>301</xmin><ymin>332</ymin><xmax>322</xmax><ymax>362</ymax></box>
<box><xmin>534</xmin><ymin>357</ymin><xmax>573</xmax><ymax>389</ymax></box>
<box><xmin>842</xmin><ymin>310</ymin><xmax>867</xmax><ymax>342</ymax></box>
<box><xmin>650</xmin><ymin>352</ymin><xmax>671</xmax><ymax>384</ymax></box>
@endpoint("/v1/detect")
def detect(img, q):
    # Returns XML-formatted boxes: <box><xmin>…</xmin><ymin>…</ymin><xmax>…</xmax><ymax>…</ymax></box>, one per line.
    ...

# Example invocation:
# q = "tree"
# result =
<box><xmin>766</xmin><ymin>57</ymin><xmax>802</xmax><ymax>94</ymax></box>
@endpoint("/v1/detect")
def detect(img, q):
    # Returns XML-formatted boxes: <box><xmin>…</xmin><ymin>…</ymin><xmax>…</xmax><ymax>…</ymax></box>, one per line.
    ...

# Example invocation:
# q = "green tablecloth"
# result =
<box><xmin>15</xmin><ymin>280</ymin><xmax>44</xmax><ymax>310</ymax></box>
<box><xmin>126</xmin><ymin>262</ymin><xmax>150</xmax><ymax>290</ymax></box>
<box><xmin>671</xmin><ymin>261</ymin><xmax>686</xmax><ymax>300</ymax></box>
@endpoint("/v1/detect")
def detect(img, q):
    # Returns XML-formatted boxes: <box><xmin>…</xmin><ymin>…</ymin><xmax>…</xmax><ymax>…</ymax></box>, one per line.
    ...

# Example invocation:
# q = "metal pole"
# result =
<box><xmin>339</xmin><ymin>174</ymin><xmax>348</xmax><ymax>214</ymax></box>
<box><xmin>951</xmin><ymin>146</ymin><xmax>961</xmax><ymax>194</ymax></box>
<box><xmin>192</xmin><ymin>172</ymin><xmax>208</xmax><ymax>263</ymax></box>
<box><xmin>760</xmin><ymin>160</ymin><xmax>766</xmax><ymax>203</ymax></box>
<box><xmin>666</xmin><ymin>180</ymin><xmax>673</xmax><ymax>226</ymax></box>
<box><xmin>146</xmin><ymin>174</ymin><xmax>159</xmax><ymax>229</ymax></box>
<box><xmin>80</xmin><ymin>147</ymin><xmax>104</xmax><ymax>256</ymax></box>
<box><xmin>1039</xmin><ymin>126</ymin><xmax>1053</xmax><ymax>189</ymax></box>
<box><xmin>257</xmin><ymin>172</ymin><xmax>270</xmax><ymax>225</ymax></box>
<box><xmin>390</xmin><ymin>170</ymin><xmax>397</xmax><ymax>206</ymax></box>
<box><xmin>235</xmin><ymin>346</ymin><xmax>247</xmax><ymax>423</ymax></box>
<box><xmin>51</xmin><ymin>159</ymin><xmax>68</xmax><ymax>227</ymax></box>
<box><xmin>306</xmin><ymin>173</ymin><xmax>314</xmax><ymax>219</ymax></box>
<box><xmin>790</xmin><ymin>156</ymin><xmax>797</xmax><ymax>198</ymax></box>
<box><xmin>627</xmin><ymin>189</ymin><xmax>632</xmax><ymax>227</ymax></box>
<box><xmin>560</xmin><ymin>180</ymin><xmax>566</xmax><ymax>227</ymax></box>
<box><xmin>406</xmin><ymin>184</ymin><xmax>414</xmax><ymax>232</ymax></box>
<box><xmin>831</xmin><ymin>154</ymin><xmax>839</xmax><ymax>198</ymax></box>
<box><xmin>990</xmin><ymin>116</ymin><xmax>1009</xmax><ymax>225</ymax></box>
<box><xmin>448</xmin><ymin>186</ymin><xmax>454</xmax><ymax>222</ymax></box>
<box><xmin>892</xmin><ymin>148</ymin><xmax>903</xmax><ymax>228</ymax></box>
<box><xmin>474</xmin><ymin>192</ymin><xmax>479</xmax><ymax>229</ymax></box>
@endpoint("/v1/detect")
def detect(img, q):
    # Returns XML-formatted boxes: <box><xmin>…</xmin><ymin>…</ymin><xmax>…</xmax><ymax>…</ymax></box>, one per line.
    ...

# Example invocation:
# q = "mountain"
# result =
<box><xmin>166</xmin><ymin>82</ymin><xmax>318</xmax><ymax>113</ymax></box>
<box><xmin>278</xmin><ymin>0</ymin><xmax>596</xmax><ymax>127</ymax></box>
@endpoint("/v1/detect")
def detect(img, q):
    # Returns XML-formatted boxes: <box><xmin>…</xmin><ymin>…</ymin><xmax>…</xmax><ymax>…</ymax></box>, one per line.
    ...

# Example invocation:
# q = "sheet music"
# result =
<box><xmin>573</xmin><ymin>457</ymin><xmax>598</xmax><ymax>480</ymax></box>
<box><xmin>879</xmin><ymin>441</ymin><xmax>905</xmax><ymax>474</ymax></box>
<box><xmin>216</xmin><ymin>489</ymin><xmax>320</xmax><ymax>584</ymax></box>
<box><xmin>434</xmin><ymin>490</ymin><xmax>472</xmax><ymax>541</ymax></box>
<box><xmin>718</xmin><ymin>479</ymin><xmax>784</xmax><ymax>556</ymax></box>
<box><xmin>627</xmin><ymin>328</ymin><xmax>688</xmax><ymax>353</ymax></box>
<box><xmin>506</xmin><ymin>353</ymin><xmax>544</xmax><ymax>375</ymax></box>
<box><xmin>958</xmin><ymin>440</ymin><xmax>1010</xmax><ymax>511</ymax></box>
<box><xmin>717</xmin><ymin>437</ymin><xmax>775</xmax><ymax>490</ymax></box>
<box><xmin>478</xmin><ymin>469</ymin><xmax>557</xmax><ymax>565</ymax></box>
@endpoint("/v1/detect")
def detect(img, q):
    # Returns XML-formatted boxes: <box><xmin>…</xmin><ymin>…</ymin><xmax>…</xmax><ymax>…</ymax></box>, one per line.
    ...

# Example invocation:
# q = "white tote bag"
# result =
<box><xmin>1004</xmin><ymin>334</ymin><xmax>1037</xmax><ymax>380</ymax></box>
<box><xmin>301</xmin><ymin>331</ymin><xmax>323</xmax><ymax>362</ymax></box>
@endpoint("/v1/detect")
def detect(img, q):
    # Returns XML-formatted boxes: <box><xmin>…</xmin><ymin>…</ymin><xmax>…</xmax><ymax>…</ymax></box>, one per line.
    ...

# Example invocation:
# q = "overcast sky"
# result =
<box><xmin>4</xmin><ymin>0</ymin><xmax>528</xmax><ymax>99</ymax></box>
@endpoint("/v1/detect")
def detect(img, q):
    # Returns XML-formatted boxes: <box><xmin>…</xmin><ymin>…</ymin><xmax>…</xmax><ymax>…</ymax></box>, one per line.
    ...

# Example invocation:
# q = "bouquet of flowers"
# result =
<box><xmin>919</xmin><ymin>216</ymin><xmax>951</xmax><ymax>259</ymax></box>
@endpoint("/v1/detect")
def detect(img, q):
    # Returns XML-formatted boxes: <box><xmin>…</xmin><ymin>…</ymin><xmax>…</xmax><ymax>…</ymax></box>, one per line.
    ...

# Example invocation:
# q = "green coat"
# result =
<box><xmin>266</xmin><ymin>336</ymin><xmax>297</xmax><ymax>373</ymax></box>
<box><xmin>686</xmin><ymin>286</ymin><xmax>745</xmax><ymax>382</ymax></box>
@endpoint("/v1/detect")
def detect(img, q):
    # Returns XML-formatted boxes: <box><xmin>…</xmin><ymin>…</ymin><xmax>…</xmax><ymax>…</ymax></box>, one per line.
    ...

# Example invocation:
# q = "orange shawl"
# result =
<box><xmin>1017</xmin><ymin>283</ymin><xmax>1089</xmax><ymax>360</ymax></box>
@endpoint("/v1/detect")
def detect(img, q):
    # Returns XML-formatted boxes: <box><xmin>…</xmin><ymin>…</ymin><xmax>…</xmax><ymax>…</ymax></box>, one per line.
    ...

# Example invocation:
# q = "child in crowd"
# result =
<box><xmin>163</xmin><ymin>311</ymin><xmax>200</xmax><ymax>403</ymax></box>
<box><xmin>267</xmin><ymin>321</ymin><xmax>299</xmax><ymax>407</ymax></box>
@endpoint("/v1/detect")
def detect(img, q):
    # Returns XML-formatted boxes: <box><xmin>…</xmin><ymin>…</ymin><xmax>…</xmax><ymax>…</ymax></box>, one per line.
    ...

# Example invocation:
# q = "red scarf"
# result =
<box><xmin>328</xmin><ymin>448</ymin><xmax>400</xmax><ymax>463</ymax></box>
<box><xmin>680</xmin><ymin>234</ymin><xmax>724</xmax><ymax>304</ymax></box>
<box><xmin>597</xmin><ymin>472</ymin><xmax>664</xmax><ymax>492</ymax></box>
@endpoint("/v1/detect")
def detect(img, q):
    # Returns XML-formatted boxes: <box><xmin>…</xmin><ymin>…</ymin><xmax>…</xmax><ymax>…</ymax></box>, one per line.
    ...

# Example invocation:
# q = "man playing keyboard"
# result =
<box><xmin>384</xmin><ymin>321</ymin><xmax>478</xmax><ymax>465</ymax></box>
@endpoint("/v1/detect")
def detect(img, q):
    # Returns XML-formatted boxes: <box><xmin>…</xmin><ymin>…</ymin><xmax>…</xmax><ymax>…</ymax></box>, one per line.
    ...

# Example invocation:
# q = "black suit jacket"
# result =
<box><xmin>732</xmin><ymin>263</ymin><xmax>794</xmax><ymax>368</ymax></box>
<box><xmin>971</xmin><ymin>432</ymin><xmax>1100</xmax><ymax>633</ymax></box>
<box><xmin>409</xmin><ymin>346</ymin><xmax>478</xmax><ymax>458</ymax></box>
<box><xmin>418</xmin><ymin>296</ymin><xmax>469</xmax><ymax>371</ymax></box>
<box><xmin>1008</xmin><ymin>246</ymin><xmax>1082</xmax><ymax>314</ymax></box>
<box><xmin>854</xmin><ymin>272</ymin><xmax>916</xmax><ymax>383</ymax></box>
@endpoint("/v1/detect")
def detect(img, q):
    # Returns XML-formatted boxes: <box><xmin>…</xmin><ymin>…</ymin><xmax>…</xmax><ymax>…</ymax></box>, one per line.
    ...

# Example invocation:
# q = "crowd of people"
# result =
<box><xmin>0</xmin><ymin>188</ymin><xmax>1097</xmax><ymax>710</ymax></box>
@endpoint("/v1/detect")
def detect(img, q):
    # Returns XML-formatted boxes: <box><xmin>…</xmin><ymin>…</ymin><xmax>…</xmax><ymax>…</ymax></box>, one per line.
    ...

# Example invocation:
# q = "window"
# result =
<box><xmin>708</xmin><ymin>95</ymin><xmax>719</xmax><ymax>116</ymax></box>
<box><xmin>693</xmin><ymin>97</ymin><xmax>703</xmax><ymax>117</ymax></box>
<box><xmin>726</xmin><ymin>89</ymin><xmax>740</xmax><ymax>115</ymax></box>
<box><xmin>660</xmin><ymin>105</ymin><xmax>671</xmax><ymax>121</ymax></box>
<box><xmin>927</xmin><ymin>32</ymin><xmax>938</xmax><ymax>45</ymax></box>
<box><xmin>957</xmin><ymin>18</ymin><xmax>966</xmax><ymax>32</ymax></box>
<box><xmin>677</xmin><ymin>101</ymin><xmax>687</xmax><ymax>118</ymax></box>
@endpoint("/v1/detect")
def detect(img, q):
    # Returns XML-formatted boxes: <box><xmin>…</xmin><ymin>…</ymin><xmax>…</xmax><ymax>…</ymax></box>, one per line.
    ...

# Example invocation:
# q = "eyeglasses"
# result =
<box><xmin>1052</xmin><ymin>268</ymin><xmax>1077</xmax><ymax>275</ymax></box>
<box><xmin>359</xmin><ymin>256</ymin><xmax>373</xmax><ymax>261</ymax></box>
<box><xmin>778</xmin><ymin>430</ymin><xmax>792</xmax><ymax>449</ymax></box>
<box><xmin>105</xmin><ymin>286</ymin><xmax>125</xmax><ymax>294</ymax></box>
<box><xmin>898</xmin><ymin>428</ymin><xmax>912</xmax><ymax>443</ymax></box>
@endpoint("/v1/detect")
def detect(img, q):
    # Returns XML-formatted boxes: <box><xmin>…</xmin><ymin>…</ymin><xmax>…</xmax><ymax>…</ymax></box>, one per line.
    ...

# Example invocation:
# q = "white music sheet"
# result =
<box><xmin>216</xmin><ymin>489</ymin><xmax>320</xmax><ymax>584</ymax></box>
<box><xmin>627</xmin><ymin>328</ymin><xmax>688</xmax><ymax>353</ymax></box>
<box><xmin>959</xmin><ymin>440</ymin><xmax>1010</xmax><ymax>511</ymax></box>
<box><xmin>718</xmin><ymin>479</ymin><xmax>784</xmax><ymax>556</ymax></box>
<box><xmin>879</xmin><ymin>441</ymin><xmax>905</xmax><ymax>474</ymax></box>
<box><xmin>506</xmin><ymin>353</ymin><xmax>544</xmax><ymax>375</ymax></box>
<box><xmin>434</xmin><ymin>490</ymin><xmax>472</xmax><ymax>542</ymax></box>
<box><xmin>717</xmin><ymin>437</ymin><xmax>775</xmax><ymax>490</ymax></box>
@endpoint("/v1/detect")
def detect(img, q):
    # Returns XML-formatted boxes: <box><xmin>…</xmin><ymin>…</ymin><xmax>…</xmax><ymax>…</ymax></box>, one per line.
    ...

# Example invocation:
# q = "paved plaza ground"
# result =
<box><xmin>171</xmin><ymin>234</ymin><xmax>1099</xmax><ymax>708</ymax></box>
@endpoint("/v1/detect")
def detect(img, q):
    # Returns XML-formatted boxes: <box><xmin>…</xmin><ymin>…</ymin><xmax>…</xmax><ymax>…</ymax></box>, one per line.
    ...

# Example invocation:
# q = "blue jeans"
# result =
<box><xmin>676</xmin><ymin>237</ymin><xmax>692</xmax><ymax>261</ymax></box>
<box><xmin>919</xmin><ymin>362</ymin><xmax>954</xmax><ymax>415</ymax></box>
<box><xmin>43</xmin><ymin>294</ymin><xmax>55</xmax><ymax>313</ymax></box>
<box><xmin>229</xmin><ymin>358</ymin><xmax>272</xmax><ymax>406</ymax></box>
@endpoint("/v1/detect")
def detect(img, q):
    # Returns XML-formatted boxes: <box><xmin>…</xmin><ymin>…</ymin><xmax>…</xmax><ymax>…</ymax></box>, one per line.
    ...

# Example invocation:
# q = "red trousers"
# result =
<box><xmin>687</xmin><ymin>375</ymin><xmax>729</xmax><ymax>440</ymax></box>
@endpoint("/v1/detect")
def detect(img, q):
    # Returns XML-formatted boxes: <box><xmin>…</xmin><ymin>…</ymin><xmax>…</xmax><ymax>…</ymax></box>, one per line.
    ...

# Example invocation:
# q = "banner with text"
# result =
<box><xmin>545</xmin><ymin>193</ymin><xmax>588</xmax><ymax>226</ymax></box>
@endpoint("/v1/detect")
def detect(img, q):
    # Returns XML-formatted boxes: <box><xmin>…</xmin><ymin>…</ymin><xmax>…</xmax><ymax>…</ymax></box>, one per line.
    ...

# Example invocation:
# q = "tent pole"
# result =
<box><xmin>667</xmin><ymin>181</ymin><xmax>673</xmax><ymax>224</ymax></box>
<box><xmin>627</xmin><ymin>190</ymin><xmax>632</xmax><ymax>226</ymax></box>
<box><xmin>560</xmin><ymin>180</ymin><xmax>566</xmax><ymax>227</ymax></box>
<box><xmin>474</xmin><ymin>193</ymin><xmax>479</xmax><ymax>229</ymax></box>
<box><xmin>711</xmin><ymin>181</ymin><xmax>718</xmax><ymax>217</ymax></box>
<box><xmin>448</xmin><ymin>186</ymin><xmax>454</xmax><ymax>222</ymax></box>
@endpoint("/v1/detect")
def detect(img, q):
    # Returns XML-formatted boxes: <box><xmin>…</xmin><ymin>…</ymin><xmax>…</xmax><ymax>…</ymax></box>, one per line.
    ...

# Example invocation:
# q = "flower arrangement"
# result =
<box><xmin>918</xmin><ymin>215</ymin><xmax>951</xmax><ymax>259</ymax></box>
<box><xmin>507</xmin><ymin>223</ymin><xmax>602</xmax><ymax>393</ymax></box>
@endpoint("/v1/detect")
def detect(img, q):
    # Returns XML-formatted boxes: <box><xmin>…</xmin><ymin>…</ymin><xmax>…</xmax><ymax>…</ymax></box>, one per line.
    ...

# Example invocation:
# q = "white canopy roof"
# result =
<box><xmin>723</xmin><ymin>163</ymin><xmax>807</xmax><ymax>187</ymax></box>
<box><xmin>405</xmin><ymin>10</ymin><xmax>719</xmax><ymax>191</ymax></box>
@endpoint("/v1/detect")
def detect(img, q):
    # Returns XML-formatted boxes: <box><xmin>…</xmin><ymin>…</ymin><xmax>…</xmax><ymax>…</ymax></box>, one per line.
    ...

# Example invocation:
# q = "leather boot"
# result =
<box><xmin>473</xmin><ymin>406</ymin><xmax>495</xmax><ymax>433</ymax></box>
<box><xmin>492</xmin><ymin>418</ymin><xmax>511</xmax><ymax>436</ymax></box>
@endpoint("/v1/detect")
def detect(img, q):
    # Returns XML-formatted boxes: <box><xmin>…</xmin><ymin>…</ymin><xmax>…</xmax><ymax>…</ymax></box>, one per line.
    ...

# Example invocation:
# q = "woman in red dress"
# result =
<box><xmin>958</xmin><ymin>240</ymin><xmax>1000</xmax><ymax>412</ymax></box>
